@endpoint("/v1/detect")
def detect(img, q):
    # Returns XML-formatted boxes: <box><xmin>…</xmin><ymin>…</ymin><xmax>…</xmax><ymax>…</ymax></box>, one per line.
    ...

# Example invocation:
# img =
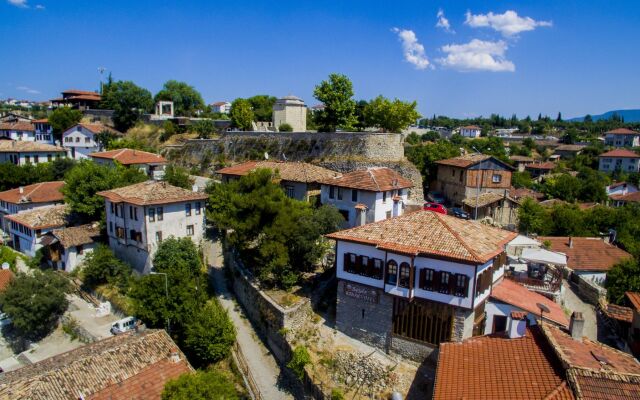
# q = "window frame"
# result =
<box><xmin>386</xmin><ymin>260</ymin><xmax>398</xmax><ymax>285</ymax></box>
<box><xmin>398</xmin><ymin>262</ymin><xmax>411</xmax><ymax>288</ymax></box>
<box><xmin>186</xmin><ymin>224</ymin><xmax>194</xmax><ymax>236</ymax></box>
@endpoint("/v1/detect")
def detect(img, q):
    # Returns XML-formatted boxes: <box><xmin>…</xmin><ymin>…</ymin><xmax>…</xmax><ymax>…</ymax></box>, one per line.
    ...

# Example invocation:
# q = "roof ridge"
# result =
<box><xmin>433</xmin><ymin>213</ymin><xmax>482</xmax><ymax>262</ymax></box>
<box><xmin>542</xmin><ymin>380</ymin><xmax>570</xmax><ymax>400</ymax></box>
<box><xmin>24</xmin><ymin>182</ymin><xmax>44</xmax><ymax>199</ymax></box>
<box><xmin>368</xmin><ymin>169</ymin><xmax>381</xmax><ymax>191</ymax></box>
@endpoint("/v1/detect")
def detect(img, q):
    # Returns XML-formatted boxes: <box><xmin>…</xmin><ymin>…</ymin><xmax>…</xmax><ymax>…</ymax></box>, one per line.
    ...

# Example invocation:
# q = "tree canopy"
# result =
<box><xmin>182</xmin><ymin>300</ymin><xmax>235</xmax><ymax>367</ymax></box>
<box><xmin>0</xmin><ymin>270</ymin><xmax>70</xmax><ymax>341</ymax></box>
<box><xmin>246</xmin><ymin>95</ymin><xmax>277</xmax><ymax>121</ymax></box>
<box><xmin>363</xmin><ymin>95</ymin><xmax>421</xmax><ymax>132</ymax></box>
<box><xmin>162</xmin><ymin>369</ymin><xmax>238</xmax><ymax>400</ymax></box>
<box><xmin>48</xmin><ymin>107</ymin><xmax>82</xmax><ymax>136</ymax></box>
<box><xmin>0</xmin><ymin>158</ymin><xmax>76</xmax><ymax>191</ymax></box>
<box><xmin>313</xmin><ymin>73</ymin><xmax>357</xmax><ymax>132</ymax></box>
<box><xmin>606</xmin><ymin>259</ymin><xmax>640</xmax><ymax>305</ymax></box>
<box><xmin>101</xmin><ymin>80</ymin><xmax>154</xmax><ymax>131</ymax></box>
<box><xmin>62</xmin><ymin>160</ymin><xmax>147</xmax><ymax>221</ymax></box>
<box><xmin>81</xmin><ymin>244</ymin><xmax>130</xmax><ymax>290</ymax></box>
<box><xmin>163</xmin><ymin>164</ymin><xmax>194</xmax><ymax>189</ymax></box>
<box><xmin>154</xmin><ymin>80</ymin><xmax>205</xmax><ymax>117</ymax></box>
<box><xmin>229</xmin><ymin>99</ymin><xmax>254</xmax><ymax>130</ymax></box>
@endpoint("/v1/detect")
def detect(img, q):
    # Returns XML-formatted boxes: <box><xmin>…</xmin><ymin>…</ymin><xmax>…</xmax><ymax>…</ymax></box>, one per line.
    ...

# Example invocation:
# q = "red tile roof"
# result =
<box><xmin>5</xmin><ymin>204</ymin><xmax>68</xmax><ymax>230</ymax></box>
<box><xmin>0</xmin><ymin>122</ymin><xmax>35</xmax><ymax>132</ymax></box>
<box><xmin>461</xmin><ymin>125</ymin><xmax>482</xmax><ymax>130</ymax></box>
<box><xmin>602</xmin><ymin>302</ymin><xmax>633</xmax><ymax>323</ymax></box>
<box><xmin>610</xmin><ymin>192</ymin><xmax>640</xmax><ymax>203</ymax></box>
<box><xmin>76</xmin><ymin>123</ymin><xmax>121</xmax><ymax>135</ymax></box>
<box><xmin>510</xmin><ymin>187</ymin><xmax>545</xmax><ymax>202</ymax></box>
<box><xmin>216</xmin><ymin>160</ymin><xmax>339</xmax><ymax>183</ymax></box>
<box><xmin>537</xmin><ymin>237</ymin><xmax>632</xmax><ymax>272</ymax></box>
<box><xmin>626</xmin><ymin>292</ymin><xmax>640</xmax><ymax>313</ymax></box>
<box><xmin>327</xmin><ymin>210</ymin><xmax>517</xmax><ymax>264</ymax></box>
<box><xmin>90</xmin><ymin>148</ymin><xmax>167</xmax><ymax>165</ymax></box>
<box><xmin>0</xmin><ymin>181</ymin><xmax>64</xmax><ymax>205</ymax></box>
<box><xmin>436</xmin><ymin>154</ymin><xmax>491</xmax><ymax>168</ymax></box>
<box><xmin>98</xmin><ymin>180</ymin><xmax>208</xmax><ymax>206</ymax></box>
<box><xmin>510</xmin><ymin>155</ymin><xmax>536</xmax><ymax>162</ymax></box>
<box><xmin>61</xmin><ymin>89</ymin><xmax>101</xmax><ymax>96</ymax></box>
<box><xmin>526</xmin><ymin>161</ymin><xmax>557</xmax><ymax>170</ymax></box>
<box><xmin>491</xmin><ymin>279</ymin><xmax>570</xmax><ymax>327</ymax></box>
<box><xmin>318</xmin><ymin>167</ymin><xmax>413</xmax><ymax>192</ymax></box>
<box><xmin>600</xmin><ymin>149</ymin><xmax>640</xmax><ymax>158</ymax></box>
<box><xmin>32</xmin><ymin>119</ymin><xmax>48</xmax><ymax>124</ymax></box>
<box><xmin>567</xmin><ymin>369</ymin><xmax>640</xmax><ymax>400</ymax></box>
<box><xmin>433</xmin><ymin>328</ymin><xmax>572</xmax><ymax>400</ymax></box>
<box><xmin>0</xmin><ymin>269</ymin><xmax>14</xmax><ymax>292</ymax></box>
<box><xmin>606</xmin><ymin>128</ymin><xmax>640</xmax><ymax>135</ymax></box>
<box><xmin>0</xmin><ymin>140</ymin><xmax>66</xmax><ymax>153</ymax></box>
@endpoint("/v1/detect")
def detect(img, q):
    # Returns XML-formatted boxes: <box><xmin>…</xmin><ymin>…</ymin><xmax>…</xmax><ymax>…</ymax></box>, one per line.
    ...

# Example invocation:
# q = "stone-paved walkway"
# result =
<box><xmin>562</xmin><ymin>280</ymin><xmax>597</xmax><ymax>341</ymax></box>
<box><xmin>204</xmin><ymin>239</ymin><xmax>295</xmax><ymax>400</ymax></box>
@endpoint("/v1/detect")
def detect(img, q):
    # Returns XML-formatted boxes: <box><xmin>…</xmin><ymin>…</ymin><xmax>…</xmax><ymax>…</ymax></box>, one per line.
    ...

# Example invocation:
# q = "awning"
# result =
<box><xmin>520</xmin><ymin>248</ymin><xmax>567</xmax><ymax>266</ymax></box>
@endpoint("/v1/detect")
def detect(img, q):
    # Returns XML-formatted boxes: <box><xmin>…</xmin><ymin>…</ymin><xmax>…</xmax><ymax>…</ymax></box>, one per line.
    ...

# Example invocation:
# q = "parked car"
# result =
<box><xmin>0</xmin><ymin>313</ymin><xmax>11</xmax><ymax>327</ymax></box>
<box><xmin>450</xmin><ymin>207</ymin><xmax>470</xmax><ymax>219</ymax></box>
<box><xmin>110</xmin><ymin>316</ymin><xmax>137</xmax><ymax>335</ymax></box>
<box><xmin>423</xmin><ymin>202</ymin><xmax>447</xmax><ymax>215</ymax></box>
<box><xmin>427</xmin><ymin>191</ymin><xmax>446</xmax><ymax>204</ymax></box>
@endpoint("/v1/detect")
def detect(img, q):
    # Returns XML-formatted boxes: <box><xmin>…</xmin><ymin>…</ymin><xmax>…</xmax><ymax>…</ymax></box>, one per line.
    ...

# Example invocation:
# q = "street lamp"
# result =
<box><xmin>471</xmin><ymin>146</ymin><xmax>489</xmax><ymax>220</ymax></box>
<box><xmin>150</xmin><ymin>271</ymin><xmax>170</xmax><ymax>334</ymax></box>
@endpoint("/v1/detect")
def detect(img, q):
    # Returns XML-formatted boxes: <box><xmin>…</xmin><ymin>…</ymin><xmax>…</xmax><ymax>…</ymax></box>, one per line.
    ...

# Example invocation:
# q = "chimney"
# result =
<box><xmin>19</xmin><ymin>186</ymin><xmax>23</xmax><ymax>194</ymax></box>
<box><xmin>568</xmin><ymin>237</ymin><xmax>573</xmax><ymax>249</ymax></box>
<box><xmin>508</xmin><ymin>311</ymin><xmax>527</xmax><ymax>339</ymax></box>
<box><xmin>169</xmin><ymin>348</ymin><xmax>181</xmax><ymax>363</ymax></box>
<box><xmin>569</xmin><ymin>312</ymin><xmax>584</xmax><ymax>340</ymax></box>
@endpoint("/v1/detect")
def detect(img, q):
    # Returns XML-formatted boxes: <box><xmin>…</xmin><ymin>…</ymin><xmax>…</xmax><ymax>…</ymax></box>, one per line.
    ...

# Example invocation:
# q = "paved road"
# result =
<box><xmin>204</xmin><ymin>239</ymin><xmax>295</xmax><ymax>400</ymax></box>
<box><xmin>562</xmin><ymin>280</ymin><xmax>597</xmax><ymax>341</ymax></box>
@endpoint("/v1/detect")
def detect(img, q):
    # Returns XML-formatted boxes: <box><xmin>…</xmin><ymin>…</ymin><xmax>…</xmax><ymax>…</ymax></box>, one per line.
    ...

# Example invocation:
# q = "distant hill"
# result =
<box><xmin>568</xmin><ymin>109</ymin><xmax>640</xmax><ymax>123</ymax></box>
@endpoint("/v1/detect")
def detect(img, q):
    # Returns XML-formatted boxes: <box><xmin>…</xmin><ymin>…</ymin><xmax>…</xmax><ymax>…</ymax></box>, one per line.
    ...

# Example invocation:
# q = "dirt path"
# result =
<box><xmin>204</xmin><ymin>239</ymin><xmax>295</xmax><ymax>400</ymax></box>
<box><xmin>562</xmin><ymin>280</ymin><xmax>597</xmax><ymax>341</ymax></box>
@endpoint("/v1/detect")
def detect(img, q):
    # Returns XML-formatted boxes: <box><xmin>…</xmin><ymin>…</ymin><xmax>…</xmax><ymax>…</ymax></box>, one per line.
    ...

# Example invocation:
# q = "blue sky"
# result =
<box><xmin>1</xmin><ymin>0</ymin><xmax>639</xmax><ymax>118</ymax></box>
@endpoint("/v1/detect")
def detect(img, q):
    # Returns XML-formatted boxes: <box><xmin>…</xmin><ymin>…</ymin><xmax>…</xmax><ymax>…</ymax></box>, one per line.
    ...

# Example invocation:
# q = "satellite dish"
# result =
<box><xmin>536</xmin><ymin>302</ymin><xmax>550</xmax><ymax>326</ymax></box>
<box><xmin>1</xmin><ymin>262</ymin><xmax>9</xmax><ymax>270</ymax></box>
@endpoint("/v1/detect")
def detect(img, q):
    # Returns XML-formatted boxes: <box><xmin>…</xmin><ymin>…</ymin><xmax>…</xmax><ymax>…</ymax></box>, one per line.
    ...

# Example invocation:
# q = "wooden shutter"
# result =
<box><xmin>463</xmin><ymin>275</ymin><xmax>470</xmax><ymax>297</ymax></box>
<box><xmin>419</xmin><ymin>269</ymin><xmax>426</xmax><ymax>289</ymax></box>
<box><xmin>433</xmin><ymin>271</ymin><xmax>441</xmax><ymax>292</ymax></box>
<box><xmin>448</xmin><ymin>273</ymin><xmax>456</xmax><ymax>294</ymax></box>
<box><xmin>343</xmin><ymin>253</ymin><xmax>350</xmax><ymax>272</ymax></box>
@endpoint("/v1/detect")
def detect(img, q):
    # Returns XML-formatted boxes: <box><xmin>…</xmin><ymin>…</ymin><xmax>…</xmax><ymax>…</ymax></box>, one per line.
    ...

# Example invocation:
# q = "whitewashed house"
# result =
<box><xmin>606</xmin><ymin>181</ymin><xmax>639</xmax><ymax>197</ymax></box>
<box><xmin>0</xmin><ymin>141</ymin><xmax>66</xmax><ymax>165</ymax></box>
<box><xmin>42</xmin><ymin>224</ymin><xmax>101</xmax><ymax>272</ymax></box>
<box><xmin>62</xmin><ymin>123</ymin><xmax>122</xmax><ymax>160</ymax></box>
<box><xmin>327</xmin><ymin>211</ymin><xmax>517</xmax><ymax>360</ymax></box>
<box><xmin>604</xmin><ymin>128</ymin><xmax>640</xmax><ymax>148</ymax></box>
<box><xmin>0</xmin><ymin>181</ymin><xmax>65</xmax><ymax>235</ymax></box>
<box><xmin>98</xmin><ymin>181</ymin><xmax>208</xmax><ymax>274</ymax></box>
<box><xmin>33</xmin><ymin>119</ymin><xmax>54</xmax><ymax>144</ymax></box>
<box><xmin>459</xmin><ymin>125</ymin><xmax>482</xmax><ymax>138</ymax></box>
<box><xmin>0</xmin><ymin>121</ymin><xmax>36</xmax><ymax>141</ymax></box>
<box><xmin>598</xmin><ymin>149</ymin><xmax>640</xmax><ymax>173</ymax></box>
<box><xmin>319</xmin><ymin>167</ymin><xmax>413</xmax><ymax>228</ymax></box>
<box><xmin>5</xmin><ymin>204</ymin><xmax>69</xmax><ymax>257</ymax></box>
<box><xmin>210</xmin><ymin>101</ymin><xmax>231</xmax><ymax>114</ymax></box>
<box><xmin>90</xmin><ymin>148</ymin><xmax>168</xmax><ymax>180</ymax></box>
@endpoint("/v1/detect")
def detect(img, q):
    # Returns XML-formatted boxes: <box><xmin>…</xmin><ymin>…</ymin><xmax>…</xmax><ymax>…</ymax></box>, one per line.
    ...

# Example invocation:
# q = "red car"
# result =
<box><xmin>423</xmin><ymin>202</ymin><xmax>447</xmax><ymax>215</ymax></box>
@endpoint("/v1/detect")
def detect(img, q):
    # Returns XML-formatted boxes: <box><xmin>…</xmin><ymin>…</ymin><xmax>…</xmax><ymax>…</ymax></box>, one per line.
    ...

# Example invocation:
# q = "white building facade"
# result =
<box><xmin>599</xmin><ymin>149</ymin><xmax>640</xmax><ymax>173</ymax></box>
<box><xmin>99</xmin><ymin>181</ymin><xmax>208</xmax><ymax>274</ymax></box>
<box><xmin>459</xmin><ymin>125</ymin><xmax>482</xmax><ymax>138</ymax></box>
<box><xmin>604</xmin><ymin>128</ymin><xmax>640</xmax><ymax>148</ymax></box>
<box><xmin>5</xmin><ymin>204</ymin><xmax>68</xmax><ymax>257</ymax></box>
<box><xmin>0</xmin><ymin>141</ymin><xmax>66</xmax><ymax>165</ymax></box>
<box><xmin>62</xmin><ymin>123</ymin><xmax>121</xmax><ymax>160</ymax></box>
<box><xmin>272</xmin><ymin>96</ymin><xmax>307</xmax><ymax>132</ymax></box>
<box><xmin>0</xmin><ymin>181</ymin><xmax>65</xmax><ymax>234</ymax></box>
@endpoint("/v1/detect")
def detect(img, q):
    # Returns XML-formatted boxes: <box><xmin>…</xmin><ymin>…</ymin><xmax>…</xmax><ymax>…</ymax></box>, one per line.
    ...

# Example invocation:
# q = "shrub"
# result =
<box><xmin>162</xmin><ymin>369</ymin><xmax>238</xmax><ymax>400</ymax></box>
<box><xmin>287</xmin><ymin>345</ymin><xmax>311</xmax><ymax>380</ymax></box>
<box><xmin>278</xmin><ymin>123</ymin><xmax>293</xmax><ymax>132</ymax></box>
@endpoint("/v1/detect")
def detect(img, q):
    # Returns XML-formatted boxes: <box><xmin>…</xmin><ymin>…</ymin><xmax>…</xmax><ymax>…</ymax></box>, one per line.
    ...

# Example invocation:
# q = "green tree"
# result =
<box><xmin>162</xmin><ymin>370</ymin><xmax>238</xmax><ymax>400</ymax></box>
<box><xmin>363</xmin><ymin>95</ymin><xmax>421</xmax><ymax>132</ymax></box>
<box><xmin>287</xmin><ymin>345</ymin><xmax>311</xmax><ymax>379</ymax></box>
<box><xmin>549</xmin><ymin>204</ymin><xmax>587</xmax><ymax>236</ymax></box>
<box><xmin>48</xmin><ymin>107</ymin><xmax>82</xmax><ymax>136</ymax></box>
<box><xmin>163</xmin><ymin>164</ymin><xmax>194</xmax><ymax>189</ymax></box>
<box><xmin>62</xmin><ymin>160</ymin><xmax>147</xmax><ymax>221</ymax></box>
<box><xmin>129</xmin><ymin>238</ymin><xmax>207</xmax><ymax>337</ymax></box>
<box><xmin>183</xmin><ymin>300</ymin><xmax>236</xmax><ymax>368</ymax></box>
<box><xmin>101</xmin><ymin>80</ymin><xmax>153</xmax><ymax>131</ymax></box>
<box><xmin>540</xmin><ymin>174</ymin><xmax>582</xmax><ymax>202</ymax></box>
<box><xmin>95</xmin><ymin>129</ymin><xmax>119</xmax><ymax>151</ymax></box>
<box><xmin>81</xmin><ymin>244</ymin><xmax>130</xmax><ymax>289</ymax></box>
<box><xmin>0</xmin><ymin>270</ymin><xmax>70</xmax><ymax>341</ymax></box>
<box><xmin>405</xmin><ymin>140</ymin><xmax>460</xmax><ymax>183</ymax></box>
<box><xmin>313</xmin><ymin>73</ymin><xmax>357</xmax><ymax>132</ymax></box>
<box><xmin>229</xmin><ymin>99</ymin><xmax>254</xmax><ymax>130</ymax></box>
<box><xmin>278</xmin><ymin>123</ymin><xmax>293</xmax><ymax>132</ymax></box>
<box><xmin>154</xmin><ymin>80</ymin><xmax>206</xmax><ymax>117</ymax></box>
<box><xmin>518</xmin><ymin>198</ymin><xmax>552</xmax><ymax>235</ymax></box>
<box><xmin>511</xmin><ymin>171</ymin><xmax>533</xmax><ymax>189</ymax></box>
<box><xmin>606</xmin><ymin>258</ymin><xmax>640</xmax><ymax>305</ymax></box>
<box><xmin>49</xmin><ymin>158</ymin><xmax>77</xmax><ymax>180</ymax></box>
<box><xmin>246</xmin><ymin>95</ymin><xmax>277</xmax><ymax>121</ymax></box>
<box><xmin>191</xmin><ymin>119</ymin><xmax>216</xmax><ymax>139</ymax></box>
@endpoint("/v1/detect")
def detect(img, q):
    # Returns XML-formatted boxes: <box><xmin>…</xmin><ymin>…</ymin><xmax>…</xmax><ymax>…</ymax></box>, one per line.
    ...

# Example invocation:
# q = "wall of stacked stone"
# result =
<box><xmin>575</xmin><ymin>274</ymin><xmax>607</xmax><ymax>305</ymax></box>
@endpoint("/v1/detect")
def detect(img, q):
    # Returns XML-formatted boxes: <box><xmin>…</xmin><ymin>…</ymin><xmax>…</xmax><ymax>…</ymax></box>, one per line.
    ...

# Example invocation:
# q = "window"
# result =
<box><xmin>329</xmin><ymin>186</ymin><xmax>335</xmax><ymax>199</ymax></box>
<box><xmin>439</xmin><ymin>271</ymin><xmax>451</xmax><ymax>294</ymax></box>
<box><xmin>419</xmin><ymin>268</ymin><xmax>436</xmax><ymax>291</ymax></box>
<box><xmin>451</xmin><ymin>169</ymin><xmax>455</xmax><ymax>177</ymax></box>
<box><xmin>459</xmin><ymin>171</ymin><xmax>463</xmax><ymax>182</ymax></box>
<box><xmin>149</xmin><ymin>208</ymin><xmax>155</xmax><ymax>222</ymax></box>
<box><xmin>386</xmin><ymin>211</ymin><xmax>392</xmax><ymax>219</ymax></box>
<box><xmin>130</xmin><ymin>230</ymin><xmax>136</xmax><ymax>240</ymax></box>
<box><xmin>133</xmin><ymin>207</ymin><xmax>138</xmax><ymax>221</ymax></box>
<box><xmin>344</xmin><ymin>253</ymin><xmax>358</xmax><ymax>274</ymax></box>
<box><xmin>351</xmin><ymin>189</ymin><xmax>358</xmax><ymax>202</ymax></box>
<box><xmin>114</xmin><ymin>203</ymin><xmax>119</xmax><ymax>217</ymax></box>
<box><xmin>372</xmin><ymin>258</ymin><xmax>383</xmax><ymax>280</ymax></box>
<box><xmin>383</xmin><ymin>191</ymin><xmax>387</xmax><ymax>203</ymax></box>
<box><xmin>129</xmin><ymin>206</ymin><xmax>134</xmax><ymax>219</ymax></box>
<box><xmin>185</xmin><ymin>203</ymin><xmax>192</xmax><ymax>216</ymax></box>
<box><xmin>109</xmin><ymin>222</ymin><xmax>113</xmax><ymax>233</ymax></box>
<box><xmin>25</xmin><ymin>156</ymin><xmax>30</xmax><ymax>164</ymax></box>
<box><xmin>110</xmin><ymin>203</ymin><xmax>114</xmax><ymax>214</ymax></box>
<box><xmin>337</xmin><ymin>187</ymin><xmax>343</xmax><ymax>200</ymax></box>
<box><xmin>156</xmin><ymin>231</ymin><xmax>163</xmax><ymax>242</ymax></box>
<box><xmin>85</xmin><ymin>137</ymin><xmax>90</xmax><ymax>143</ymax></box>
<box><xmin>195</xmin><ymin>202</ymin><xmax>201</xmax><ymax>215</ymax></box>
<box><xmin>75</xmin><ymin>137</ymin><xmax>80</xmax><ymax>143</ymax></box>
<box><xmin>187</xmin><ymin>225</ymin><xmax>194</xmax><ymax>236</ymax></box>
<box><xmin>453</xmin><ymin>274</ymin><xmax>469</xmax><ymax>297</ymax></box>
<box><xmin>285</xmin><ymin>186</ymin><xmax>295</xmax><ymax>198</ymax></box>
<box><xmin>360</xmin><ymin>256</ymin><xmax>369</xmax><ymax>275</ymax></box>
<box><xmin>386</xmin><ymin>260</ymin><xmax>398</xmax><ymax>285</ymax></box>
<box><xmin>492</xmin><ymin>174</ymin><xmax>502</xmax><ymax>183</ymax></box>
<box><xmin>157</xmin><ymin>207</ymin><xmax>164</xmax><ymax>221</ymax></box>
<box><xmin>116</xmin><ymin>227</ymin><xmax>125</xmax><ymax>239</ymax></box>
<box><xmin>34</xmin><ymin>155</ymin><xmax>39</xmax><ymax>163</ymax></box>
<box><xmin>399</xmin><ymin>263</ymin><xmax>411</xmax><ymax>288</ymax></box>
<box><xmin>77</xmin><ymin>245</ymin><xmax>84</xmax><ymax>255</ymax></box>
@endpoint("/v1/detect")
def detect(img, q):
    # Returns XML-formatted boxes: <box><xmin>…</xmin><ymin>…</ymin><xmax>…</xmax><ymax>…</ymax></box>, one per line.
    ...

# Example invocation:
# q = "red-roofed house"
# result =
<box><xmin>459</xmin><ymin>125</ymin><xmax>482</xmax><ymax>138</ymax></box>
<box><xmin>605</xmin><ymin>128</ymin><xmax>640</xmax><ymax>148</ymax></box>
<box><xmin>326</xmin><ymin>211</ymin><xmax>517</xmax><ymax>360</ymax></box>
<box><xmin>599</xmin><ymin>149</ymin><xmax>640</xmax><ymax>173</ymax></box>
<box><xmin>210</xmin><ymin>101</ymin><xmax>231</xmax><ymax>114</ymax></box>
<box><xmin>0</xmin><ymin>121</ymin><xmax>36</xmax><ymax>142</ymax></box>
<box><xmin>90</xmin><ymin>148</ymin><xmax>168</xmax><ymax>179</ymax></box>
<box><xmin>50</xmin><ymin>89</ymin><xmax>102</xmax><ymax>111</ymax></box>
<box><xmin>319</xmin><ymin>167</ymin><xmax>413</xmax><ymax>227</ymax></box>
<box><xmin>62</xmin><ymin>123</ymin><xmax>122</xmax><ymax>160</ymax></box>
<box><xmin>0</xmin><ymin>181</ymin><xmax>65</xmax><ymax>234</ymax></box>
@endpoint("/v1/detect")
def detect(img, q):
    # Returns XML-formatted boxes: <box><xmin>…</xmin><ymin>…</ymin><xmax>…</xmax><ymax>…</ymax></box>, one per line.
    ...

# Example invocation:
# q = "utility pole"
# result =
<box><xmin>97</xmin><ymin>67</ymin><xmax>106</xmax><ymax>94</ymax></box>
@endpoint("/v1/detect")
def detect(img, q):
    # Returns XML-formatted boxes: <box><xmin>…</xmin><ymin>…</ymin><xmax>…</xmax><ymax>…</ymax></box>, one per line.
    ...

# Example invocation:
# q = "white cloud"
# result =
<box><xmin>7</xmin><ymin>0</ymin><xmax>28</xmax><ymax>8</ymax></box>
<box><xmin>391</xmin><ymin>28</ymin><xmax>430</xmax><ymax>70</ymax></box>
<box><xmin>465</xmin><ymin>10</ymin><xmax>552</xmax><ymax>37</ymax></box>
<box><xmin>17</xmin><ymin>85</ymin><xmax>40</xmax><ymax>94</ymax></box>
<box><xmin>437</xmin><ymin>39</ymin><xmax>515</xmax><ymax>72</ymax></box>
<box><xmin>436</xmin><ymin>9</ymin><xmax>454</xmax><ymax>33</ymax></box>
<box><xmin>35</xmin><ymin>4</ymin><xmax>44</xmax><ymax>9</ymax></box>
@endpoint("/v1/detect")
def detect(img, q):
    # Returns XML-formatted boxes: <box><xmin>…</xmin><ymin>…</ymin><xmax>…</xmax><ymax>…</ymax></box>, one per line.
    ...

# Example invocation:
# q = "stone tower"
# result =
<box><xmin>272</xmin><ymin>95</ymin><xmax>307</xmax><ymax>132</ymax></box>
